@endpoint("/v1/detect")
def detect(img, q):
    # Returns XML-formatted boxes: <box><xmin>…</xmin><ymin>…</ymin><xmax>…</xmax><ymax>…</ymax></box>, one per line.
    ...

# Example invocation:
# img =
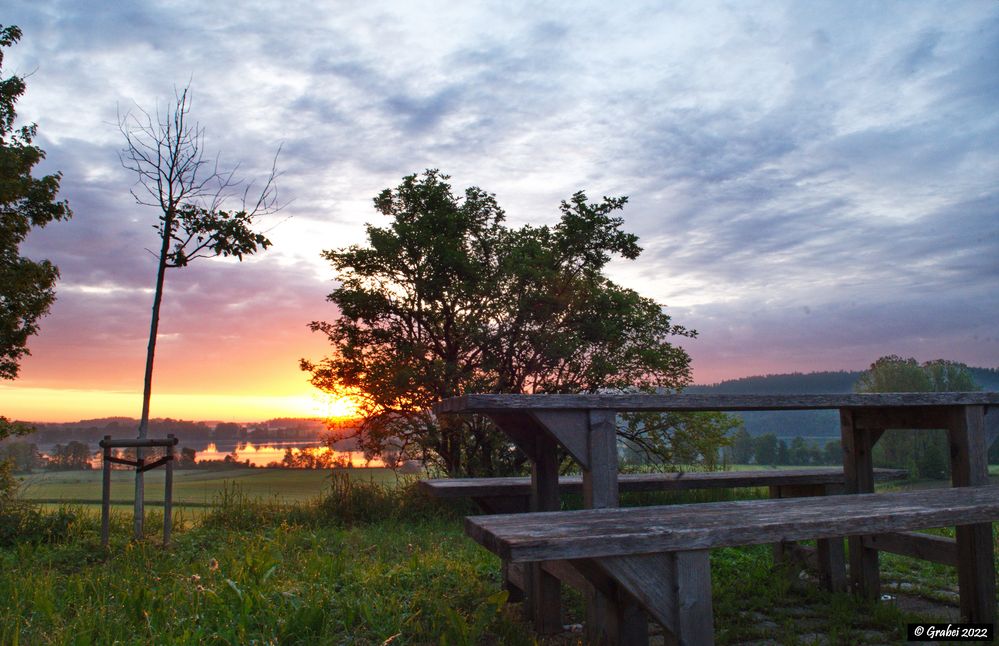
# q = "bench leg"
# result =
<box><xmin>502</xmin><ymin>560</ymin><xmax>526</xmax><ymax>603</ymax></box>
<box><xmin>672</xmin><ymin>551</ymin><xmax>714</xmax><ymax>646</ymax></box>
<box><xmin>579</xmin><ymin>550</ymin><xmax>714</xmax><ymax>646</ymax></box>
<box><xmin>955</xmin><ymin>523</ymin><xmax>997</xmax><ymax>623</ymax></box>
<box><xmin>473</xmin><ymin>496</ymin><xmax>531</xmax><ymax>604</ymax></box>
<box><xmin>841</xmin><ymin>411</ymin><xmax>881</xmax><ymax>599</ymax></box>
<box><xmin>949</xmin><ymin>406</ymin><xmax>997</xmax><ymax>624</ymax></box>
<box><xmin>770</xmin><ymin>484</ymin><xmax>848</xmax><ymax>592</ymax></box>
<box><xmin>816</xmin><ymin>537</ymin><xmax>847</xmax><ymax>593</ymax></box>
<box><xmin>526</xmin><ymin>563</ymin><xmax>562</xmax><ymax>633</ymax></box>
<box><xmin>583</xmin><ymin>585</ymin><xmax>649</xmax><ymax>646</ymax></box>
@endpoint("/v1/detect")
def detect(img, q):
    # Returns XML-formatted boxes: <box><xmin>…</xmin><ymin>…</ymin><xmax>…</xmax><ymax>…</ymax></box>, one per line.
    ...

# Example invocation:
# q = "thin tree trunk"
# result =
<box><xmin>134</xmin><ymin>215</ymin><xmax>172</xmax><ymax>539</ymax></box>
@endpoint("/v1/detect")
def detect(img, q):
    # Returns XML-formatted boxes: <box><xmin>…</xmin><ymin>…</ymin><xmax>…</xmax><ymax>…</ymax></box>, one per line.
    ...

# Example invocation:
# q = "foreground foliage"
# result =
<box><xmin>1</xmin><ymin>474</ymin><xmax>990</xmax><ymax>645</ymax></box>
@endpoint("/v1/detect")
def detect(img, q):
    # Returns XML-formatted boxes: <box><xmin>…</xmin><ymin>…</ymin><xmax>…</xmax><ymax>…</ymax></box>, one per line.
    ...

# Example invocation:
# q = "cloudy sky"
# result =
<box><xmin>2</xmin><ymin>1</ymin><xmax>997</xmax><ymax>422</ymax></box>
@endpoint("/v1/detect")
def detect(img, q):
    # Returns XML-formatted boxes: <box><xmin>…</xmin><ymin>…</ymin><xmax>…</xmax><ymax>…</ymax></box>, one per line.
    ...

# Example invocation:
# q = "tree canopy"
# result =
<box><xmin>855</xmin><ymin>354</ymin><xmax>980</xmax><ymax>478</ymax></box>
<box><xmin>303</xmin><ymin>169</ymin><xmax>696</xmax><ymax>476</ymax></box>
<box><xmin>0</xmin><ymin>25</ymin><xmax>71</xmax><ymax>383</ymax></box>
<box><xmin>0</xmin><ymin>25</ymin><xmax>71</xmax><ymax>440</ymax></box>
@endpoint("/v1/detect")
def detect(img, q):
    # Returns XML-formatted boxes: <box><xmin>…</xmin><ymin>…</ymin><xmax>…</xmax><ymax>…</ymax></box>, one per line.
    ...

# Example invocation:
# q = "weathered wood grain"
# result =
<box><xmin>948</xmin><ymin>405</ymin><xmax>996</xmax><ymax>624</ymax></box>
<box><xmin>841</xmin><ymin>409</ymin><xmax>880</xmax><ymax>599</ymax></box>
<box><xmin>418</xmin><ymin>467</ymin><xmax>908</xmax><ymax>498</ymax></box>
<box><xmin>528</xmin><ymin>430</ymin><xmax>561</xmax><ymax>633</ymax></box>
<box><xmin>463</xmin><ymin>485</ymin><xmax>999</xmax><ymax>563</ymax></box>
<box><xmin>434</xmin><ymin>392</ymin><xmax>999</xmax><ymax>414</ymax></box>
<box><xmin>862</xmin><ymin>532</ymin><xmax>957</xmax><ymax>566</ymax></box>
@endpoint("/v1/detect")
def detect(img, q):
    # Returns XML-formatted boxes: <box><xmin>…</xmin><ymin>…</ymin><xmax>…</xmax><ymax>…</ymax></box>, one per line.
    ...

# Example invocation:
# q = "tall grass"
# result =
<box><xmin>2</xmin><ymin>468</ymin><xmax>988</xmax><ymax>644</ymax></box>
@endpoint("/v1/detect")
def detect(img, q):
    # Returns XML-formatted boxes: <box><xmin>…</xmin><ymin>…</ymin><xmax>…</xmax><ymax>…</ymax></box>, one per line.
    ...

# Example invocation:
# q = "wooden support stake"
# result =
<box><xmin>164</xmin><ymin>435</ymin><xmax>174</xmax><ymax>546</ymax></box>
<box><xmin>101</xmin><ymin>435</ymin><xmax>111</xmax><ymax>548</ymax></box>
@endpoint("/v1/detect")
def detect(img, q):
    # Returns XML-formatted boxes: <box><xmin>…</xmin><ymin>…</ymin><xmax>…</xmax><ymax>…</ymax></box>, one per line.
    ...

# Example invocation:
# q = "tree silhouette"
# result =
<box><xmin>0</xmin><ymin>25</ymin><xmax>71</xmax><ymax>440</ymax></box>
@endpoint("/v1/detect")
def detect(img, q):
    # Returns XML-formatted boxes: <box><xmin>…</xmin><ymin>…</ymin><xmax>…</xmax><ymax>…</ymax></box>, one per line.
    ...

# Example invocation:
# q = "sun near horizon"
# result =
<box><xmin>0</xmin><ymin>383</ymin><xmax>361</xmax><ymax>425</ymax></box>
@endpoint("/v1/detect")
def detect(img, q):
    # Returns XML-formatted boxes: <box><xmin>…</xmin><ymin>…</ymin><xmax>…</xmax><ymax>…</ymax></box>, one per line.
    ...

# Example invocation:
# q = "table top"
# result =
<box><xmin>434</xmin><ymin>392</ymin><xmax>999</xmax><ymax>414</ymax></box>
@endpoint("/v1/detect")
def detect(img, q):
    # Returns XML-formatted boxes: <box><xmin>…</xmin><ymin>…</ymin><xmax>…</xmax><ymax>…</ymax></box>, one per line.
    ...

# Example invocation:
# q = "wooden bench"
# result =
<box><xmin>466</xmin><ymin>484</ymin><xmax>999</xmax><ymax>645</ymax></box>
<box><xmin>419</xmin><ymin>467</ymin><xmax>908</xmax><ymax>513</ymax></box>
<box><xmin>422</xmin><ymin>467</ymin><xmax>907</xmax><ymax>599</ymax></box>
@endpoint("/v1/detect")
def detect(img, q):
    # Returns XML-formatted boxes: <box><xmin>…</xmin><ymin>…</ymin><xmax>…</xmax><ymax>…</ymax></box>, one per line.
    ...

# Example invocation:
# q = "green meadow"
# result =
<box><xmin>3</xmin><ymin>467</ymin><xmax>994</xmax><ymax>644</ymax></box>
<box><xmin>17</xmin><ymin>467</ymin><xmax>400</xmax><ymax>507</ymax></box>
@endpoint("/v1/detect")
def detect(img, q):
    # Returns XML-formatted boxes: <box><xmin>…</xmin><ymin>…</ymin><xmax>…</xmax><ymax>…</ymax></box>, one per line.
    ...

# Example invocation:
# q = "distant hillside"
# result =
<box><xmin>688</xmin><ymin>366</ymin><xmax>999</xmax><ymax>439</ymax></box>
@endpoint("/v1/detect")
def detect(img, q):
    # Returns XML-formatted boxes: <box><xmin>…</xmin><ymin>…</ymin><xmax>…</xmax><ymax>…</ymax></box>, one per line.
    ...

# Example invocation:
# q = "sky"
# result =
<box><xmin>2</xmin><ymin>1</ymin><xmax>997</xmax><ymax>423</ymax></box>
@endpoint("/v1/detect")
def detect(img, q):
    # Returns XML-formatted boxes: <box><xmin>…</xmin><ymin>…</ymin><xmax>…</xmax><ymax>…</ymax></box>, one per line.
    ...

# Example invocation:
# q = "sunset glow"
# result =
<box><xmin>2</xmin><ymin>2</ymin><xmax>997</xmax><ymax>427</ymax></box>
<box><xmin>0</xmin><ymin>384</ymin><xmax>360</xmax><ymax>425</ymax></box>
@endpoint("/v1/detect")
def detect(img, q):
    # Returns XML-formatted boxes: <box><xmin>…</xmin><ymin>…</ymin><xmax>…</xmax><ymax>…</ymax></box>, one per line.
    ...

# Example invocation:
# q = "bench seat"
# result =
<box><xmin>425</xmin><ymin>467</ymin><xmax>908</xmax><ymax>613</ymax></box>
<box><xmin>420</xmin><ymin>466</ymin><xmax>907</xmax><ymax>500</ymax></box>
<box><xmin>465</xmin><ymin>485</ymin><xmax>999</xmax><ymax>645</ymax></box>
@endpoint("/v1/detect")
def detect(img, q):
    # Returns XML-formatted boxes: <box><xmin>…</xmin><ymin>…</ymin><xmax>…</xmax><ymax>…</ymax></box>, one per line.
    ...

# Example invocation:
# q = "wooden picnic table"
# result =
<box><xmin>433</xmin><ymin>392</ymin><xmax>999</xmax><ymax>635</ymax></box>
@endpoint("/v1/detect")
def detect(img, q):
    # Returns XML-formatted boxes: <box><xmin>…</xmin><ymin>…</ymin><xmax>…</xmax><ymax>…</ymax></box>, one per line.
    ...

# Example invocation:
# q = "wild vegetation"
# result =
<box><xmin>2</xmin><ymin>471</ymin><xmax>992</xmax><ymax>644</ymax></box>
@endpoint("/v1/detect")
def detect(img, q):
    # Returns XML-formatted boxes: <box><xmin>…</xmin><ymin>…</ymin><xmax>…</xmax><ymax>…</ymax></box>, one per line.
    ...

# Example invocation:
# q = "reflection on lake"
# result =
<box><xmin>195</xmin><ymin>441</ymin><xmax>385</xmax><ymax>468</ymax></box>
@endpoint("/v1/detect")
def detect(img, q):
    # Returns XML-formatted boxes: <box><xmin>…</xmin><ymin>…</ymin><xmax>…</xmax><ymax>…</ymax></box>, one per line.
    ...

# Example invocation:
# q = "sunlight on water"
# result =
<box><xmin>195</xmin><ymin>441</ymin><xmax>385</xmax><ymax>468</ymax></box>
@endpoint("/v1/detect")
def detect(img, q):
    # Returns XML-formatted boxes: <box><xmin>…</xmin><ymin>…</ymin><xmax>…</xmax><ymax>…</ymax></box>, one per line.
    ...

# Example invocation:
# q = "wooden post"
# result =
<box><xmin>164</xmin><ymin>435</ymin><xmax>174</xmax><ymax>546</ymax></box>
<box><xmin>134</xmin><ymin>449</ymin><xmax>144</xmax><ymax>540</ymax></box>
<box><xmin>584</xmin><ymin>410</ymin><xmax>646</xmax><ymax>645</ymax></box>
<box><xmin>948</xmin><ymin>405</ymin><xmax>996</xmax><ymax>624</ymax></box>
<box><xmin>840</xmin><ymin>409</ymin><xmax>880</xmax><ymax>599</ymax></box>
<box><xmin>101</xmin><ymin>435</ymin><xmax>112</xmax><ymax>548</ymax></box>
<box><xmin>529</xmin><ymin>431</ymin><xmax>562</xmax><ymax>633</ymax></box>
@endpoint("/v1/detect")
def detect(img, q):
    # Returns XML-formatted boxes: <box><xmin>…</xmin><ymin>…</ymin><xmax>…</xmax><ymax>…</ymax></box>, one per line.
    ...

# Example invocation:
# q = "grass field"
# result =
<box><xmin>16</xmin><ymin>467</ymin><xmax>401</xmax><ymax>507</ymax></box>
<box><xmin>17</xmin><ymin>463</ymin><xmax>999</xmax><ymax>508</ymax></box>
<box><xmin>3</xmin><ymin>466</ymin><xmax>996</xmax><ymax>644</ymax></box>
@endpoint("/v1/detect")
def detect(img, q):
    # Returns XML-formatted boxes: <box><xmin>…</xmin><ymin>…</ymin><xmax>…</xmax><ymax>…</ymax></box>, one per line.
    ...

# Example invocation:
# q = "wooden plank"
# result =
<box><xmin>841</xmin><ymin>409</ymin><xmax>880</xmax><ymax>599</ymax></box>
<box><xmin>529</xmin><ymin>410</ymin><xmax>590</xmax><ymax>468</ymax></box>
<box><xmin>511</xmin><ymin>559</ymin><xmax>592</xmax><ymax>598</ymax></box>
<box><xmin>486</xmin><ymin>412</ymin><xmax>541</xmax><ymax>461</ymax></box>
<box><xmin>542</xmin><ymin>560</ymin><xmax>591</xmax><ymax>592</ymax></box>
<box><xmin>598</xmin><ymin>553</ymin><xmax>678</xmax><ymax>629</ymax></box>
<box><xmin>985</xmin><ymin>406</ymin><xmax>999</xmax><ymax>449</ymax></box>
<box><xmin>419</xmin><ymin>467</ymin><xmax>908</xmax><ymax>498</ymax></box>
<box><xmin>434</xmin><ymin>392</ymin><xmax>999</xmax><ymax>414</ymax></box>
<box><xmin>584</xmin><ymin>409</ymin><xmax>619</xmax><ymax>509</ymax></box>
<box><xmin>948</xmin><ymin>405</ymin><xmax>996</xmax><ymax>624</ymax></box>
<box><xmin>851</xmin><ymin>407</ymin><xmax>954</xmax><ymax>430</ymax></box>
<box><xmin>462</xmin><ymin>485</ymin><xmax>999</xmax><ymax>563</ymax></box>
<box><xmin>471</xmin><ymin>495</ymin><xmax>529</xmax><ymax>514</ymax></box>
<box><xmin>99</xmin><ymin>437</ymin><xmax>180</xmax><ymax>448</ymax></box>
<box><xmin>505</xmin><ymin>561</ymin><xmax>526</xmax><ymax>600</ymax></box>
<box><xmin>862</xmin><ymin>532</ymin><xmax>957</xmax><ymax>566</ymax></box>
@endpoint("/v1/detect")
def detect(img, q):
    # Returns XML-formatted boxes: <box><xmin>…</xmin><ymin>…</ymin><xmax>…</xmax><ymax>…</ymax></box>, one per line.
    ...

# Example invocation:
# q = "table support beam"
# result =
<box><xmin>948</xmin><ymin>405</ymin><xmax>996</xmax><ymax>624</ymax></box>
<box><xmin>841</xmin><ymin>409</ymin><xmax>881</xmax><ymax>599</ymax></box>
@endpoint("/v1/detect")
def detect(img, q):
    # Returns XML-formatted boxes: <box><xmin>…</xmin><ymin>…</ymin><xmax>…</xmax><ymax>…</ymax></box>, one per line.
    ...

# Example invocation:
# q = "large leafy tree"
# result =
<box><xmin>855</xmin><ymin>355</ymin><xmax>980</xmax><ymax>479</ymax></box>
<box><xmin>303</xmin><ymin>170</ymin><xmax>696</xmax><ymax>476</ymax></box>
<box><xmin>0</xmin><ymin>25</ymin><xmax>71</xmax><ymax>439</ymax></box>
